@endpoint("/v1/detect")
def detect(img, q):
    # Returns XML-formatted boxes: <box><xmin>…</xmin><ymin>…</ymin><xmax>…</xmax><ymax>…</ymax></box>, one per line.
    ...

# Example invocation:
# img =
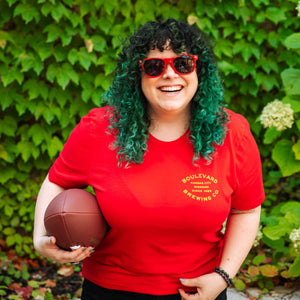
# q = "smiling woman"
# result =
<box><xmin>34</xmin><ymin>18</ymin><xmax>265</xmax><ymax>300</ymax></box>
<box><xmin>141</xmin><ymin>48</ymin><xmax>198</xmax><ymax>139</ymax></box>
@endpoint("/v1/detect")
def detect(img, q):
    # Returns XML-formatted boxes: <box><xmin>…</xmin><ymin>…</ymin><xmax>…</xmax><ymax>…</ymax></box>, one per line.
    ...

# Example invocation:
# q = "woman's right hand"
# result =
<box><xmin>35</xmin><ymin>235</ymin><xmax>94</xmax><ymax>264</ymax></box>
<box><xmin>34</xmin><ymin>175</ymin><xmax>94</xmax><ymax>264</ymax></box>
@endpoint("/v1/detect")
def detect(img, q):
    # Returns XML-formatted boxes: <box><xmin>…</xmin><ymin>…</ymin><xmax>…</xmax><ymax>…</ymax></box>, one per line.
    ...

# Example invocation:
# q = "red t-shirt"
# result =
<box><xmin>48</xmin><ymin>106</ymin><xmax>264</xmax><ymax>295</ymax></box>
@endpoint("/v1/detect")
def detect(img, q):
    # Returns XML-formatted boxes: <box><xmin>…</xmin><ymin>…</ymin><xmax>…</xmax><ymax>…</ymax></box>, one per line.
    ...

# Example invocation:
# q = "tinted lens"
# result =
<box><xmin>143</xmin><ymin>59</ymin><xmax>165</xmax><ymax>77</ymax></box>
<box><xmin>173</xmin><ymin>56</ymin><xmax>195</xmax><ymax>74</ymax></box>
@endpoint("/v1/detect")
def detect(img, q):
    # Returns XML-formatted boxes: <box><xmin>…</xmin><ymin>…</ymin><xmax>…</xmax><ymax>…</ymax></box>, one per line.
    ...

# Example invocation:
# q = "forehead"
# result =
<box><xmin>146</xmin><ymin>47</ymin><xmax>187</xmax><ymax>59</ymax></box>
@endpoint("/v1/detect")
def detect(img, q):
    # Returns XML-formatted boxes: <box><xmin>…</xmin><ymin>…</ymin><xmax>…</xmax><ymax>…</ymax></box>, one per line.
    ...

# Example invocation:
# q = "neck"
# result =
<box><xmin>148</xmin><ymin>108</ymin><xmax>191</xmax><ymax>141</ymax></box>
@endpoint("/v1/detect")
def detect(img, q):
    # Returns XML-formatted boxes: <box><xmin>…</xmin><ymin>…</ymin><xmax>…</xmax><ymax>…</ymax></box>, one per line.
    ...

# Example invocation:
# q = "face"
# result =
<box><xmin>141</xmin><ymin>48</ymin><xmax>198</xmax><ymax>119</ymax></box>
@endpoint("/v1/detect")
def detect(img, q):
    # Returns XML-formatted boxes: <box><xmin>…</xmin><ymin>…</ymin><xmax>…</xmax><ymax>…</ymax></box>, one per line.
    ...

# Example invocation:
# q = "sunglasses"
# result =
<box><xmin>139</xmin><ymin>55</ymin><xmax>198</xmax><ymax>78</ymax></box>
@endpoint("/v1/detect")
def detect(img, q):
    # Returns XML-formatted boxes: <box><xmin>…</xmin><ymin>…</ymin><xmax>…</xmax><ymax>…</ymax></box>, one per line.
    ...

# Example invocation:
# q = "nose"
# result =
<box><xmin>162</xmin><ymin>63</ymin><xmax>178</xmax><ymax>78</ymax></box>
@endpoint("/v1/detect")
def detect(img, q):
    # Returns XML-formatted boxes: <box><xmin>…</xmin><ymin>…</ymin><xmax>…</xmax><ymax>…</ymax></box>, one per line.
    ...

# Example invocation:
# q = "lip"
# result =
<box><xmin>158</xmin><ymin>85</ymin><xmax>183</xmax><ymax>92</ymax></box>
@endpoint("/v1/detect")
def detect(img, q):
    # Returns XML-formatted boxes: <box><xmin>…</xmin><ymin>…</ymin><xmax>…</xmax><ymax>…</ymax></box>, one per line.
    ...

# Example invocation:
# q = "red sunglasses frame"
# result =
<box><xmin>139</xmin><ymin>55</ymin><xmax>198</xmax><ymax>78</ymax></box>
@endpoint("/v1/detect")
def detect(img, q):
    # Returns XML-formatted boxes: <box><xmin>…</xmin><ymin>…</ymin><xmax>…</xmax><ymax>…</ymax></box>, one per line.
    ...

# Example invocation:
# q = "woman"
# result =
<box><xmin>34</xmin><ymin>19</ymin><xmax>264</xmax><ymax>300</ymax></box>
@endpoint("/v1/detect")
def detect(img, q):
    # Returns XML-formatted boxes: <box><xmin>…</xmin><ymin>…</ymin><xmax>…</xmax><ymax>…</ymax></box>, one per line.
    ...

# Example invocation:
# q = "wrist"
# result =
<box><xmin>213</xmin><ymin>266</ymin><xmax>234</xmax><ymax>287</ymax></box>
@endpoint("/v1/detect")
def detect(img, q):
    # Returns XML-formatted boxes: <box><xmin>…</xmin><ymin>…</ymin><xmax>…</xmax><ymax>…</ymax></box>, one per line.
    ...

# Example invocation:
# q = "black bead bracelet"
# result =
<box><xmin>214</xmin><ymin>267</ymin><xmax>234</xmax><ymax>287</ymax></box>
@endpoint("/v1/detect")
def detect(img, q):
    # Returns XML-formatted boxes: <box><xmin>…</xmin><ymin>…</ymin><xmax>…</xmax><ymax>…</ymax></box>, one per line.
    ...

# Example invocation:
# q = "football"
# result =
<box><xmin>44</xmin><ymin>189</ymin><xmax>108</xmax><ymax>250</ymax></box>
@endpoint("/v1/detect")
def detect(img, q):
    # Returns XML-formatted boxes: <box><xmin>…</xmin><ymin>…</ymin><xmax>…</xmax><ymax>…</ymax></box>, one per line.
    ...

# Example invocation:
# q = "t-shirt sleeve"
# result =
<box><xmin>48</xmin><ymin>110</ymin><xmax>98</xmax><ymax>189</ymax></box>
<box><xmin>230</xmin><ymin>114</ymin><xmax>265</xmax><ymax>210</ymax></box>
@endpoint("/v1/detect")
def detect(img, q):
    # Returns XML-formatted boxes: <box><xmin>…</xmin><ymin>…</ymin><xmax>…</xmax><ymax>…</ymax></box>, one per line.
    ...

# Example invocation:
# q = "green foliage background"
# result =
<box><xmin>0</xmin><ymin>0</ymin><xmax>300</xmax><ymax>292</ymax></box>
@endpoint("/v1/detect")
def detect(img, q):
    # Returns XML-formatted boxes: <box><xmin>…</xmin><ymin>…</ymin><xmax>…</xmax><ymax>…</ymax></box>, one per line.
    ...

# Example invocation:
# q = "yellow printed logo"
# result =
<box><xmin>182</xmin><ymin>173</ymin><xmax>219</xmax><ymax>201</ymax></box>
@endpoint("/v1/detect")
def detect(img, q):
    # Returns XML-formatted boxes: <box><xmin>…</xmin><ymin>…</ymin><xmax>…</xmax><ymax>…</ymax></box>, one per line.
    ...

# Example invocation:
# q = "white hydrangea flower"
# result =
<box><xmin>297</xmin><ymin>1</ymin><xmax>300</xmax><ymax>17</ymax></box>
<box><xmin>290</xmin><ymin>228</ymin><xmax>300</xmax><ymax>252</ymax></box>
<box><xmin>253</xmin><ymin>225</ymin><xmax>263</xmax><ymax>247</ymax></box>
<box><xmin>290</xmin><ymin>228</ymin><xmax>300</xmax><ymax>242</ymax></box>
<box><xmin>260</xmin><ymin>99</ymin><xmax>294</xmax><ymax>131</ymax></box>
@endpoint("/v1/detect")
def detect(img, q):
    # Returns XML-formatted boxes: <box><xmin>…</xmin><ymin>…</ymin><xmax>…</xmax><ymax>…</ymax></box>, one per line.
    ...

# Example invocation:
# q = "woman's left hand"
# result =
<box><xmin>178</xmin><ymin>272</ymin><xmax>227</xmax><ymax>300</ymax></box>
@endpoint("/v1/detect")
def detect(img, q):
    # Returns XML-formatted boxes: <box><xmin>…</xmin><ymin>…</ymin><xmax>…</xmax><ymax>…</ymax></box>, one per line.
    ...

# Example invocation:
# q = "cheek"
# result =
<box><xmin>189</xmin><ymin>74</ymin><xmax>198</xmax><ymax>95</ymax></box>
<box><xmin>141</xmin><ymin>76</ymin><xmax>154</xmax><ymax>99</ymax></box>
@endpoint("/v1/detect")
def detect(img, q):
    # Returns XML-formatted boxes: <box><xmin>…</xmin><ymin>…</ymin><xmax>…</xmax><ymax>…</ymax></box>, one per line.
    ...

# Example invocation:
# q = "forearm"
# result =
<box><xmin>219</xmin><ymin>206</ymin><xmax>261</xmax><ymax>278</ymax></box>
<box><xmin>33</xmin><ymin>174</ymin><xmax>65</xmax><ymax>252</ymax></box>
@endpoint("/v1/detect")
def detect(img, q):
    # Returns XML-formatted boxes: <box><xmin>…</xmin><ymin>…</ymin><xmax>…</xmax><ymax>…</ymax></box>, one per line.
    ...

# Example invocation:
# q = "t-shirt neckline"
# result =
<box><xmin>149</xmin><ymin>128</ymin><xmax>190</xmax><ymax>146</ymax></box>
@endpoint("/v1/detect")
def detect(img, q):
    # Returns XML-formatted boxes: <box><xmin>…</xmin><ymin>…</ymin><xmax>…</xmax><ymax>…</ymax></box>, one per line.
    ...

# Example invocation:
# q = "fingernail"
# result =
<box><xmin>50</xmin><ymin>237</ymin><xmax>53</xmax><ymax>243</ymax></box>
<box><xmin>70</xmin><ymin>245</ymin><xmax>81</xmax><ymax>251</ymax></box>
<box><xmin>82</xmin><ymin>247</ymin><xmax>87</xmax><ymax>251</ymax></box>
<box><xmin>180</xmin><ymin>278</ymin><xmax>185</xmax><ymax>283</ymax></box>
<box><xmin>89</xmin><ymin>248</ymin><xmax>95</xmax><ymax>253</ymax></box>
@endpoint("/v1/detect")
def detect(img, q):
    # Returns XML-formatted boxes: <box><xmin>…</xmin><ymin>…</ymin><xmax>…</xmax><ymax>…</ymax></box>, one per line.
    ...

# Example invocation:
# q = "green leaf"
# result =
<box><xmin>51</xmin><ymin>2</ymin><xmax>71</xmax><ymax>22</ymax></box>
<box><xmin>0</xmin><ymin>116</ymin><xmax>17</xmax><ymax>137</ymax></box>
<box><xmin>281</xmin><ymin>68</ymin><xmax>300</xmax><ymax>94</ymax></box>
<box><xmin>23</xmin><ymin>79</ymin><xmax>49</xmax><ymax>100</ymax></box>
<box><xmin>292</xmin><ymin>140</ymin><xmax>300</xmax><ymax>160</ymax></box>
<box><xmin>17</xmin><ymin>140</ymin><xmax>39</xmax><ymax>162</ymax></box>
<box><xmin>253</xmin><ymin>254</ymin><xmax>266</xmax><ymax>266</ymax></box>
<box><xmin>234</xmin><ymin>279</ymin><xmax>246</xmax><ymax>291</ymax></box>
<box><xmin>47</xmin><ymin>136</ymin><xmax>64</xmax><ymax>158</ymax></box>
<box><xmin>97</xmin><ymin>17</ymin><xmax>113</xmax><ymax>34</ymax></box>
<box><xmin>61</xmin><ymin>63</ymin><xmax>79</xmax><ymax>86</ymax></box>
<box><xmin>47</xmin><ymin>63</ymin><xmax>79</xmax><ymax>89</ymax></box>
<box><xmin>0</xmin><ymin>30</ymin><xmax>14</xmax><ymax>49</ymax></box>
<box><xmin>251</xmin><ymin>0</ymin><xmax>269</xmax><ymax>7</ymax></box>
<box><xmin>4</xmin><ymin>204</ymin><xmax>14</xmax><ymax>218</ymax></box>
<box><xmin>265</xmin><ymin>7</ymin><xmax>286</xmax><ymax>24</ymax></box>
<box><xmin>44</xmin><ymin>23</ymin><xmax>62</xmax><ymax>43</ymax></box>
<box><xmin>3</xmin><ymin>227</ymin><xmax>16</xmax><ymax>235</ymax></box>
<box><xmin>253</xmin><ymin>29</ymin><xmax>267</xmax><ymax>45</ymax></box>
<box><xmin>53</xmin><ymin>45</ymin><xmax>67</xmax><ymax>62</ymax></box>
<box><xmin>214</xmin><ymin>39</ymin><xmax>233</xmax><ymax>58</ymax></box>
<box><xmin>263</xmin><ymin>127</ymin><xmax>282</xmax><ymax>144</ymax></box>
<box><xmin>262</xmin><ymin>235</ymin><xmax>285</xmax><ymax>250</ymax></box>
<box><xmin>13</xmin><ymin>3</ymin><xmax>40</xmax><ymax>24</ymax></box>
<box><xmin>1</xmin><ymin>66</ymin><xmax>24</xmax><ymax>86</ymax></box>
<box><xmin>282</xmin><ymin>96</ymin><xmax>300</xmax><ymax>113</ymax></box>
<box><xmin>68</xmin><ymin>48</ymin><xmax>78</xmax><ymax>65</ymax></box>
<box><xmin>6</xmin><ymin>235</ymin><xmax>15</xmax><ymax>247</ymax></box>
<box><xmin>272</xmin><ymin>139</ymin><xmax>300</xmax><ymax>177</ymax></box>
<box><xmin>267</xmin><ymin>32</ymin><xmax>279</xmax><ymax>48</ymax></box>
<box><xmin>77</xmin><ymin>48</ymin><xmax>97</xmax><ymax>71</ymax></box>
<box><xmin>28</xmin><ymin>124</ymin><xmax>49</xmax><ymax>146</ymax></box>
<box><xmin>91</xmin><ymin>35</ymin><xmax>107</xmax><ymax>52</ymax></box>
<box><xmin>289</xmin><ymin>255</ymin><xmax>300</xmax><ymax>277</ymax></box>
<box><xmin>280</xmin><ymin>68</ymin><xmax>300</xmax><ymax>90</ymax></box>
<box><xmin>46</xmin><ymin>64</ymin><xmax>56</xmax><ymax>83</ymax></box>
<box><xmin>284</xmin><ymin>33</ymin><xmax>300</xmax><ymax>49</ymax></box>
<box><xmin>0</xmin><ymin>144</ymin><xmax>8</xmax><ymax>161</ymax></box>
<box><xmin>95</xmin><ymin>73</ymin><xmax>112</xmax><ymax>90</ymax></box>
<box><xmin>263</xmin><ymin>223</ymin><xmax>292</xmax><ymax>240</ymax></box>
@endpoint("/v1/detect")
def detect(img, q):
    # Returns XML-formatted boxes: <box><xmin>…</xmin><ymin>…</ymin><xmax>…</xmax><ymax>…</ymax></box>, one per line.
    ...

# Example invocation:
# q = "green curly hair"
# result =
<box><xmin>102</xmin><ymin>18</ymin><xmax>229</xmax><ymax>166</ymax></box>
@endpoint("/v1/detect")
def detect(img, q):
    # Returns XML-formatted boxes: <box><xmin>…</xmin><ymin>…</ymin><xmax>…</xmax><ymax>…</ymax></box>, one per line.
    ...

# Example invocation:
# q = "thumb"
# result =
<box><xmin>48</xmin><ymin>236</ymin><xmax>56</xmax><ymax>245</ymax></box>
<box><xmin>179</xmin><ymin>278</ymin><xmax>199</xmax><ymax>287</ymax></box>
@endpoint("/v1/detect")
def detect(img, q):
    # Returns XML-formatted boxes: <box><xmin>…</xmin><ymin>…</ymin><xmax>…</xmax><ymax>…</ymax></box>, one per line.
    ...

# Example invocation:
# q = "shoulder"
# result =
<box><xmin>225</xmin><ymin>109</ymin><xmax>249</xmax><ymax>129</ymax></box>
<box><xmin>82</xmin><ymin>106</ymin><xmax>111</xmax><ymax>124</ymax></box>
<box><xmin>79</xmin><ymin>106</ymin><xmax>111</xmax><ymax>132</ymax></box>
<box><xmin>225</xmin><ymin>108</ymin><xmax>251</xmax><ymax>139</ymax></box>
<box><xmin>67</xmin><ymin>106</ymin><xmax>112</xmax><ymax>143</ymax></box>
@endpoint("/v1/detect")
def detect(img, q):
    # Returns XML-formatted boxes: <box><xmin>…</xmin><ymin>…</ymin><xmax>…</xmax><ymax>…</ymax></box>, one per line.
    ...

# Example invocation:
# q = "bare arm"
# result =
<box><xmin>219</xmin><ymin>206</ymin><xmax>261</xmax><ymax>277</ymax></box>
<box><xmin>33</xmin><ymin>174</ymin><xmax>93</xmax><ymax>263</ymax></box>
<box><xmin>179</xmin><ymin>206</ymin><xmax>261</xmax><ymax>300</ymax></box>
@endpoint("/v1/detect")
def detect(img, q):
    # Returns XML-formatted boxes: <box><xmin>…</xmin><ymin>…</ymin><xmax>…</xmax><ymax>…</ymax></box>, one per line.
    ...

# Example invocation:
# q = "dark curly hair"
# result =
<box><xmin>102</xmin><ymin>18</ymin><xmax>229</xmax><ymax>166</ymax></box>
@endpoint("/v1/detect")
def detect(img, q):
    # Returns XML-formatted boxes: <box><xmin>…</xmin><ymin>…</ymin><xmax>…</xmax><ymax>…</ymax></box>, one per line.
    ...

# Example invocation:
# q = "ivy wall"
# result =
<box><xmin>0</xmin><ymin>0</ymin><xmax>299</xmax><ymax>290</ymax></box>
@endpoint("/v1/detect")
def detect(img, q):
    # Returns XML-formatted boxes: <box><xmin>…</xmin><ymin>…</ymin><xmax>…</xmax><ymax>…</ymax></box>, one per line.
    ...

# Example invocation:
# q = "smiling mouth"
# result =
<box><xmin>159</xmin><ymin>86</ymin><xmax>183</xmax><ymax>92</ymax></box>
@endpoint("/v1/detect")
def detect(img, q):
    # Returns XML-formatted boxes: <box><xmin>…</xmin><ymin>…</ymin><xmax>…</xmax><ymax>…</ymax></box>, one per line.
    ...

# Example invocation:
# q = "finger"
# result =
<box><xmin>178</xmin><ymin>288</ymin><xmax>200</xmax><ymax>300</ymax></box>
<box><xmin>48</xmin><ymin>236</ymin><xmax>56</xmax><ymax>245</ymax></box>
<box><xmin>179</xmin><ymin>278</ymin><xmax>199</xmax><ymax>287</ymax></box>
<box><xmin>69</xmin><ymin>246</ymin><xmax>94</xmax><ymax>263</ymax></box>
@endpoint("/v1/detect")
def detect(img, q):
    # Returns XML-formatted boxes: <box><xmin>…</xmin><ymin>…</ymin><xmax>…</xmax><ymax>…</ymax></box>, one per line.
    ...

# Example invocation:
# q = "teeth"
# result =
<box><xmin>160</xmin><ymin>86</ymin><xmax>182</xmax><ymax>92</ymax></box>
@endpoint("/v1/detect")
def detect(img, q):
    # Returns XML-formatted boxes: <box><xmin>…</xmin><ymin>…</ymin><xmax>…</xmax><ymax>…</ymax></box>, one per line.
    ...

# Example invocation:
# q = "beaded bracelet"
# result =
<box><xmin>214</xmin><ymin>267</ymin><xmax>234</xmax><ymax>287</ymax></box>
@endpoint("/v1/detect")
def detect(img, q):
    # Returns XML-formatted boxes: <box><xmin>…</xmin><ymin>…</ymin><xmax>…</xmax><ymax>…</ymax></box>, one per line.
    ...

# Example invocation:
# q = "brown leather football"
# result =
<box><xmin>44</xmin><ymin>189</ymin><xmax>108</xmax><ymax>250</ymax></box>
